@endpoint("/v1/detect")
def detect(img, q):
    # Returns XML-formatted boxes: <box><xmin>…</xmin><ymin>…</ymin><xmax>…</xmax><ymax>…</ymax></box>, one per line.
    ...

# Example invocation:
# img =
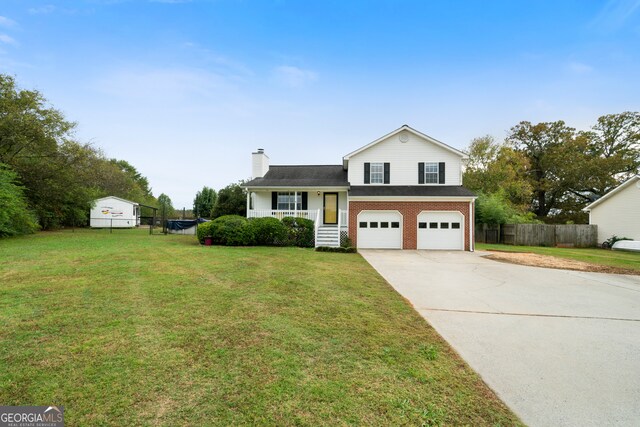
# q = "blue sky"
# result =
<box><xmin>1</xmin><ymin>0</ymin><xmax>639</xmax><ymax>208</ymax></box>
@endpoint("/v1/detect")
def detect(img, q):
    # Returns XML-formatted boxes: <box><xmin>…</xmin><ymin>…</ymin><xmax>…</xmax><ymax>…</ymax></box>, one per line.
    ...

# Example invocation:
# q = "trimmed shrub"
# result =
<box><xmin>209</xmin><ymin>215</ymin><xmax>254</xmax><ymax>246</ymax></box>
<box><xmin>196</xmin><ymin>215</ymin><xmax>314</xmax><ymax>248</ymax></box>
<box><xmin>248</xmin><ymin>217</ymin><xmax>287</xmax><ymax>246</ymax></box>
<box><xmin>282</xmin><ymin>217</ymin><xmax>314</xmax><ymax>247</ymax></box>
<box><xmin>315</xmin><ymin>246</ymin><xmax>357</xmax><ymax>253</ymax></box>
<box><xmin>196</xmin><ymin>221</ymin><xmax>214</xmax><ymax>244</ymax></box>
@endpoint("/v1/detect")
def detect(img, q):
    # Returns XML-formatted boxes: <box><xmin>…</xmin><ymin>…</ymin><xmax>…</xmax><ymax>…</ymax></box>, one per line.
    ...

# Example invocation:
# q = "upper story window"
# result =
<box><xmin>364</xmin><ymin>162</ymin><xmax>390</xmax><ymax>184</ymax></box>
<box><xmin>424</xmin><ymin>162</ymin><xmax>439</xmax><ymax>183</ymax></box>
<box><xmin>370</xmin><ymin>163</ymin><xmax>384</xmax><ymax>183</ymax></box>
<box><xmin>418</xmin><ymin>162</ymin><xmax>445</xmax><ymax>184</ymax></box>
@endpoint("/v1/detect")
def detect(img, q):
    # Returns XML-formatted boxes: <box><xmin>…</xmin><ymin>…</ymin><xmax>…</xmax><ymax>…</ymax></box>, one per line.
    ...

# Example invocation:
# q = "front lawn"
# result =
<box><xmin>1</xmin><ymin>229</ymin><xmax>521</xmax><ymax>425</ymax></box>
<box><xmin>477</xmin><ymin>243</ymin><xmax>640</xmax><ymax>272</ymax></box>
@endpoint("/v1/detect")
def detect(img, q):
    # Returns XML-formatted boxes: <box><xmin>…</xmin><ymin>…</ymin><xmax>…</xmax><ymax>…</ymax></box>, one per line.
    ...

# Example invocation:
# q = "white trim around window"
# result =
<box><xmin>424</xmin><ymin>162</ymin><xmax>438</xmax><ymax>184</ymax></box>
<box><xmin>370</xmin><ymin>162</ymin><xmax>384</xmax><ymax>184</ymax></box>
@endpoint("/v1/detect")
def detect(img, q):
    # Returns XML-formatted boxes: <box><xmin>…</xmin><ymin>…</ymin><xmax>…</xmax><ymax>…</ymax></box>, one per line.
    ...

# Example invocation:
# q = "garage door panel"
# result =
<box><xmin>417</xmin><ymin>211</ymin><xmax>463</xmax><ymax>250</ymax></box>
<box><xmin>357</xmin><ymin>211</ymin><xmax>402</xmax><ymax>249</ymax></box>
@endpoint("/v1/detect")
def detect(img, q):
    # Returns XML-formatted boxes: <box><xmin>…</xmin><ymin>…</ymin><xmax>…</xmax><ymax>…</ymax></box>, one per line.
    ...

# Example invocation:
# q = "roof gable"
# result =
<box><xmin>94</xmin><ymin>196</ymin><xmax>138</xmax><ymax>205</ymax></box>
<box><xmin>244</xmin><ymin>165</ymin><xmax>348</xmax><ymax>188</ymax></box>
<box><xmin>584</xmin><ymin>175</ymin><xmax>640</xmax><ymax>211</ymax></box>
<box><xmin>342</xmin><ymin>125</ymin><xmax>467</xmax><ymax>168</ymax></box>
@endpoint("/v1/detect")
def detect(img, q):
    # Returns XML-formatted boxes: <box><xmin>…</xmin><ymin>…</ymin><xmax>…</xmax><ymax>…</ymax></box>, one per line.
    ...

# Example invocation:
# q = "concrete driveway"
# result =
<box><xmin>359</xmin><ymin>250</ymin><xmax>640</xmax><ymax>427</ymax></box>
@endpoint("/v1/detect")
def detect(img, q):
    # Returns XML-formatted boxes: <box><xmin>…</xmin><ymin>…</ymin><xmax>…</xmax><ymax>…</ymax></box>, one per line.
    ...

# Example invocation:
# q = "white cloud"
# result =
<box><xmin>180</xmin><ymin>42</ymin><xmax>254</xmax><ymax>77</ymax></box>
<box><xmin>0</xmin><ymin>34</ymin><xmax>18</xmax><ymax>46</ymax></box>
<box><xmin>94</xmin><ymin>65</ymin><xmax>238</xmax><ymax>104</ymax></box>
<box><xmin>567</xmin><ymin>61</ymin><xmax>593</xmax><ymax>74</ymax></box>
<box><xmin>591</xmin><ymin>0</ymin><xmax>640</xmax><ymax>30</ymax></box>
<box><xmin>28</xmin><ymin>5</ymin><xmax>56</xmax><ymax>15</ymax></box>
<box><xmin>273</xmin><ymin>65</ymin><xmax>318</xmax><ymax>88</ymax></box>
<box><xmin>0</xmin><ymin>16</ymin><xmax>17</xmax><ymax>28</ymax></box>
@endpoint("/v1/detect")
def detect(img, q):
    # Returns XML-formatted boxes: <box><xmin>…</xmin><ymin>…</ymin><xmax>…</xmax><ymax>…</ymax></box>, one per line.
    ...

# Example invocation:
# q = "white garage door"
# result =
<box><xmin>357</xmin><ymin>211</ymin><xmax>402</xmax><ymax>249</ymax></box>
<box><xmin>417</xmin><ymin>211</ymin><xmax>464</xmax><ymax>250</ymax></box>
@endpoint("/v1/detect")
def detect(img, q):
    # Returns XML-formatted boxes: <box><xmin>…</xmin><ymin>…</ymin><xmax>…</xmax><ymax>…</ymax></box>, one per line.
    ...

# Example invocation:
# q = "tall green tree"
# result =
<box><xmin>193</xmin><ymin>186</ymin><xmax>217</xmax><ymax>218</ymax></box>
<box><xmin>506</xmin><ymin>120</ymin><xmax>578</xmax><ymax>218</ymax></box>
<box><xmin>0</xmin><ymin>163</ymin><xmax>38</xmax><ymax>236</ymax></box>
<box><xmin>212</xmin><ymin>182</ymin><xmax>246</xmax><ymax>218</ymax></box>
<box><xmin>0</xmin><ymin>74</ymin><xmax>84</xmax><ymax>228</ymax></box>
<box><xmin>570</xmin><ymin>112</ymin><xmax>640</xmax><ymax>201</ymax></box>
<box><xmin>0</xmin><ymin>74</ymin><xmax>159</xmax><ymax>228</ymax></box>
<box><xmin>157</xmin><ymin>193</ymin><xmax>175</xmax><ymax>218</ymax></box>
<box><xmin>463</xmin><ymin>135</ymin><xmax>532</xmax><ymax>211</ymax></box>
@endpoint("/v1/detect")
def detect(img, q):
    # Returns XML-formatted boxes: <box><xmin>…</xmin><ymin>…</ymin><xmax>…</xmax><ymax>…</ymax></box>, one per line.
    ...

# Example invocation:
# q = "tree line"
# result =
<box><xmin>3</xmin><ymin>73</ymin><xmax>636</xmax><ymax>235</ymax></box>
<box><xmin>464</xmin><ymin>112</ymin><xmax>639</xmax><ymax>224</ymax></box>
<box><xmin>192</xmin><ymin>182</ymin><xmax>246</xmax><ymax>219</ymax></box>
<box><xmin>0</xmin><ymin>74</ymin><xmax>170</xmax><ymax>236</ymax></box>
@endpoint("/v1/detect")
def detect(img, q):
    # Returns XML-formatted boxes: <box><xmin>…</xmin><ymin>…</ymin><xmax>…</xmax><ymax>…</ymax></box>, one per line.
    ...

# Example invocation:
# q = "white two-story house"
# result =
<box><xmin>244</xmin><ymin>125</ymin><xmax>476</xmax><ymax>250</ymax></box>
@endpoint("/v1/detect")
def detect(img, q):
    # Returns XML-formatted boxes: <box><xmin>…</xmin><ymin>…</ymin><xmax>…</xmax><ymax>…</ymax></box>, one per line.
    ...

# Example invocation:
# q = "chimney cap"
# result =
<box><xmin>257</xmin><ymin>148</ymin><xmax>264</xmax><ymax>153</ymax></box>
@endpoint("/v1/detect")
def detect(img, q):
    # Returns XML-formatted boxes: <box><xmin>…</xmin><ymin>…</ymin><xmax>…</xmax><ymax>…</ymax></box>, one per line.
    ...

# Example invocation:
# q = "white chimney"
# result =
<box><xmin>252</xmin><ymin>148</ymin><xmax>269</xmax><ymax>179</ymax></box>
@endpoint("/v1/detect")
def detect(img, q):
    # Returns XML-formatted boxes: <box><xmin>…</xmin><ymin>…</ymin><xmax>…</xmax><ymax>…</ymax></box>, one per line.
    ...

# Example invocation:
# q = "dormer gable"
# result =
<box><xmin>343</xmin><ymin>125</ymin><xmax>467</xmax><ymax>186</ymax></box>
<box><xmin>342</xmin><ymin>125</ymin><xmax>467</xmax><ymax>169</ymax></box>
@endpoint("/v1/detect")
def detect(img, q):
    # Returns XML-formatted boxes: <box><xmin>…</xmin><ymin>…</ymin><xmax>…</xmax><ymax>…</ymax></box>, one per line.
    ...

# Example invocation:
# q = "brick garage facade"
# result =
<box><xmin>349</xmin><ymin>201</ymin><xmax>473</xmax><ymax>250</ymax></box>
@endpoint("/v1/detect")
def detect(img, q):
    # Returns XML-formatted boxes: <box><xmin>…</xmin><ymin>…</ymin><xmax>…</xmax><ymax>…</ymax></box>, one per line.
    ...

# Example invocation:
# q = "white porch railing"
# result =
<box><xmin>339</xmin><ymin>209</ymin><xmax>348</xmax><ymax>228</ymax></box>
<box><xmin>314</xmin><ymin>209</ymin><xmax>321</xmax><ymax>243</ymax></box>
<box><xmin>247</xmin><ymin>209</ymin><xmax>318</xmax><ymax>221</ymax></box>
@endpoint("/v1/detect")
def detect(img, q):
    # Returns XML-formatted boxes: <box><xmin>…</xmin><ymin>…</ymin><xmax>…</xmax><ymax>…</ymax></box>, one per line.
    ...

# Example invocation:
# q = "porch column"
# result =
<box><xmin>294</xmin><ymin>191</ymin><xmax>298</xmax><ymax>215</ymax></box>
<box><xmin>246</xmin><ymin>191</ymin><xmax>250</xmax><ymax>217</ymax></box>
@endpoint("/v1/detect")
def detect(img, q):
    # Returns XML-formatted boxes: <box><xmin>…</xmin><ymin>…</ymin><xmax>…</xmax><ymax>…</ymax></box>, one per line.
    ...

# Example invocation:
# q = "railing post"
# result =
<box><xmin>337</xmin><ymin>209</ymin><xmax>342</xmax><ymax>245</ymax></box>
<box><xmin>314</xmin><ymin>209</ymin><xmax>321</xmax><ymax>247</ymax></box>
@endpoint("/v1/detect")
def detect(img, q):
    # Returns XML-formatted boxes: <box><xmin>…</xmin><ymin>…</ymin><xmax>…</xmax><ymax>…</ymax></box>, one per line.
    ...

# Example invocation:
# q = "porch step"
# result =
<box><xmin>316</xmin><ymin>226</ymin><xmax>340</xmax><ymax>247</ymax></box>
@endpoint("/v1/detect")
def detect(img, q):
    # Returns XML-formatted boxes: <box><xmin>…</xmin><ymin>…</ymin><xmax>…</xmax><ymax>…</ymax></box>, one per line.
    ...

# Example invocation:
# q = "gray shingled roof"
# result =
<box><xmin>244</xmin><ymin>165</ymin><xmax>348</xmax><ymax>187</ymax></box>
<box><xmin>349</xmin><ymin>186</ymin><xmax>476</xmax><ymax>197</ymax></box>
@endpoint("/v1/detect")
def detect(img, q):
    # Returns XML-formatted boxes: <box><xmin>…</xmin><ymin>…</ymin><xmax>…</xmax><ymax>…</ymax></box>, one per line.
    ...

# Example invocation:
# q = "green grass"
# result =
<box><xmin>1</xmin><ymin>229</ymin><xmax>521</xmax><ymax>426</ymax></box>
<box><xmin>477</xmin><ymin>243</ymin><xmax>640</xmax><ymax>272</ymax></box>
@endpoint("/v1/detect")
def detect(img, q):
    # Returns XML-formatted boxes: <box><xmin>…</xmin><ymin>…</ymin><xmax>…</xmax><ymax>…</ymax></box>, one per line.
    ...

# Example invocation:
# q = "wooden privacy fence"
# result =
<box><xmin>478</xmin><ymin>224</ymin><xmax>598</xmax><ymax>247</ymax></box>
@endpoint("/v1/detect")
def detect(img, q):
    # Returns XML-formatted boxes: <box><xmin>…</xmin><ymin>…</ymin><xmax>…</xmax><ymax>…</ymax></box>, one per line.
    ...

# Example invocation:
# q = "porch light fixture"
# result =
<box><xmin>317</xmin><ymin>191</ymin><xmax>321</xmax><ymax>196</ymax></box>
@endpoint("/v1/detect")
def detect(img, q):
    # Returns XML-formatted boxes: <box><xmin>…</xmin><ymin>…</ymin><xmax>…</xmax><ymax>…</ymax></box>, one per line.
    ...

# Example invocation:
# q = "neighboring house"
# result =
<box><xmin>583</xmin><ymin>175</ymin><xmax>640</xmax><ymax>244</ymax></box>
<box><xmin>243</xmin><ymin>125</ymin><xmax>476</xmax><ymax>250</ymax></box>
<box><xmin>90</xmin><ymin>196</ymin><xmax>140</xmax><ymax>228</ymax></box>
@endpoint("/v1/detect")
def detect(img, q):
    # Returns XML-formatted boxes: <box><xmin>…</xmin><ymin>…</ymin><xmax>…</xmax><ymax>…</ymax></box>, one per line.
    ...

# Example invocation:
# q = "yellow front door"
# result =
<box><xmin>323</xmin><ymin>193</ymin><xmax>338</xmax><ymax>224</ymax></box>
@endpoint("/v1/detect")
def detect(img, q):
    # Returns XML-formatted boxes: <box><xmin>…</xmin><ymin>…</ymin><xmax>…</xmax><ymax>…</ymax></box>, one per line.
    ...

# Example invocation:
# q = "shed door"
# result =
<box><xmin>417</xmin><ymin>211</ymin><xmax>464</xmax><ymax>250</ymax></box>
<box><xmin>357</xmin><ymin>211</ymin><xmax>402</xmax><ymax>249</ymax></box>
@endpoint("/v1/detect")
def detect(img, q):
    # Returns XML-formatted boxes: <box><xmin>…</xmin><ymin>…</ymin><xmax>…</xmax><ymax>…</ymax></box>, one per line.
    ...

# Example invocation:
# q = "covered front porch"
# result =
<box><xmin>245</xmin><ymin>189</ymin><xmax>348</xmax><ymax>247</ymax></box>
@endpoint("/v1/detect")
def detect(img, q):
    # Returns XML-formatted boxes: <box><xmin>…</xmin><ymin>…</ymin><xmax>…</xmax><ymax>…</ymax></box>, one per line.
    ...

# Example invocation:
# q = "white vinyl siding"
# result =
<box><xmin>589</xmin><ymin>180</ymin><xmax>640</xmax><ymax>244</ymax></box>
<box><xmin>348</xmin><ymin>131</ymin><xmax>462</xmax><ymax>185</ymax></box>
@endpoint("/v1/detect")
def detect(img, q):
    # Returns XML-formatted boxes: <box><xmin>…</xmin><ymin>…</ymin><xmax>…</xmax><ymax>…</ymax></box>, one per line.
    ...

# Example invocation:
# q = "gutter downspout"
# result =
<box><xmin>469</xmin><ymin>199</ymin><xmax>475</xmax><ymax>252</ymax></box>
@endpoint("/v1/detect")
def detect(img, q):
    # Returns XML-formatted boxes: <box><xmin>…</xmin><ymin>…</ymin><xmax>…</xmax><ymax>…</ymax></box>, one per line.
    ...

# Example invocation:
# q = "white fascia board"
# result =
<box><xmin>583</xmin><ymin>175</ymin><xmax>640</xmax><ymax>211</ymax></box>
<box><xmin>348</xmin><ymin>196</ymin><xmax>476</xmax><ymax>202</ymax></box>
<box><xmin>94</xmin><ymin>196</ymin><xmax>138</xmax><ymax>205</ymax></box>
<box><xmin>247</xmin><ymin>186</ymin><xmax>349</xmax><ymax>192</ymax></box>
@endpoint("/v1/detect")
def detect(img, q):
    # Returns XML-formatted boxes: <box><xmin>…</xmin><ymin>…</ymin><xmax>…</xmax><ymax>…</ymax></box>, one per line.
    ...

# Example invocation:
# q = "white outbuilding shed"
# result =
<box><xmin>584</xmin><ymin>175</ymin><xmax>640</xmax><ymax>244</ymax></box>
<box><xmin>90</xmin><ymin>196</ymin><xmax>140</xmax><ymax>228</ymax></box>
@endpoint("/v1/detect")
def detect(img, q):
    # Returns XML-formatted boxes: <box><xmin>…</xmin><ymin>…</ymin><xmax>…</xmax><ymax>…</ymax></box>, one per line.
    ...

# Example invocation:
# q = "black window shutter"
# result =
<box><xmin>364</xmin><ymin>163</ymin><xmax>370</xmax><ymax>184</ymax></box>
<box><xmin>383</xmin><ymin>163</ymin><xmax>390</xmax><ymax>184</ymax></box>
<box><xmin>271</xmin><ymin>192</ymin><xmax>278</xmax><ymax>210</ymax></box>
<box><xmin>438</xmin><ymin>162</ymin><xmax>445</xmax><ymax>184</ymax></box>
<box><xmin>418</xmin><ymin>163</ymin><xmax>425</xmax><ymax>184</ymax></box>
<box><xmin>301</xmin><ymin>192</ymin><xmax>308</xmax><ymax>210</ymax></box>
